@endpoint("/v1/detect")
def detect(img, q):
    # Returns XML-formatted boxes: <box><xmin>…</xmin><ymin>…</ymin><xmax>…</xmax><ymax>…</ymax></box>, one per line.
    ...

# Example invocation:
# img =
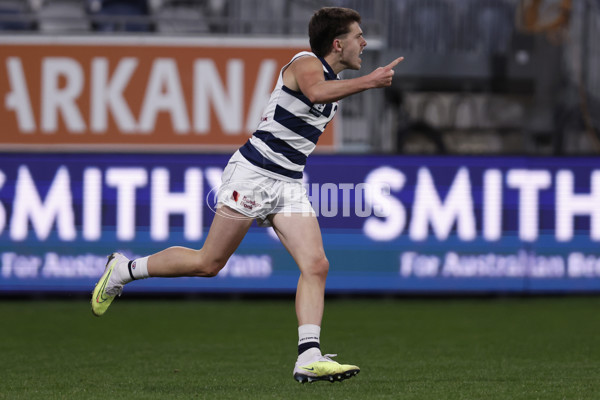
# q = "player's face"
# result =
<box><xmin>338</xmin><ymin>22</ymin><xmax>367</xmax><ymax>70</ymax></box>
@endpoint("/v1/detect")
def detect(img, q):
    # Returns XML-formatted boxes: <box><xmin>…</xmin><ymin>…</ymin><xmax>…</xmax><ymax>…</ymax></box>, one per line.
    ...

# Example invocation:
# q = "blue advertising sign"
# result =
<box><xmin>1</xmin><ymin>153</ymin><xmax>599</xmax><ymax>294</ymax></box>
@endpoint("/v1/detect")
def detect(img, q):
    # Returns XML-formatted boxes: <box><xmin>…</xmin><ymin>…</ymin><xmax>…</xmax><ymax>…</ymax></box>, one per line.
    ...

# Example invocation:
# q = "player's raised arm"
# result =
<box><xmin>286</xmin><ymin>56</ymin><xmax>405</xmax><ymax>105</ymax></box>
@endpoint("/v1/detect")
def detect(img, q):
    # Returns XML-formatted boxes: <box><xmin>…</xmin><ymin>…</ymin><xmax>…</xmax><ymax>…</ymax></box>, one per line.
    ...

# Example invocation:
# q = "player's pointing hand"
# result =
<box><xmin>385</xmin><ymin>57</ymin><xmax>404</xmax><ymax>70</ymax></box>
<box><xmin>367</xmin><ymin>56</ymin><xmax>404</xmax><ymax>88</ymax></box>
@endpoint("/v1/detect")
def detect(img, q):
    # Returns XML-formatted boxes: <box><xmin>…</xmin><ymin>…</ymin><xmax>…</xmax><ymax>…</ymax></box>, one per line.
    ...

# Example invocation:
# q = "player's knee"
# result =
<box><xmin>201</xmin><ymin>258</ymin><xmax>228</xmax><ymax>277</ymax></box>
<box><xmin>191</xmin><ymin>251</ymin><xmax>228</xmax><ymax>277</ymax></box>
<box><xmin>307</xmin><ymin>255</ymin><xmax>329</xmax><ymax>279</ymax></box>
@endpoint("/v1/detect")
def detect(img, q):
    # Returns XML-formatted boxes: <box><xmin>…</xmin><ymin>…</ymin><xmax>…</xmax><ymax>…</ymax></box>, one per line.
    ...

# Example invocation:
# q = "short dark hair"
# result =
<box><xmin>309</xmin><ymin>7</ymin><xmax>362</xmax><ymax>58</ymax></box>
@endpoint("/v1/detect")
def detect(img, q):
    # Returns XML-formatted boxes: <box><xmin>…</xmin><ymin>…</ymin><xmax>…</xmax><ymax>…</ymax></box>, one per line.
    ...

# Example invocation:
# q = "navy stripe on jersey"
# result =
<box><xmin>253</xmin><ymin>130</ymin><xmax>307</xmax><ymax>166</ymax></box>
<box><xmin>281</xmin><ymin>85</ymin><xmax>312</xmax><ymax>107</ymax></box>
<box><xmin>274</xmin><ymin>105</ymin><xmax>322</xmax><ymax>144</ymax></box>
<box><xmin>239</xmin><ymin>141</ymin><xmax>303</xmax><ymax>179</ymax></box>
<box><xmin>281</xmin><ymin>86</ymin><xmax>334</xmax><ymax>118</ymax></box>
<box><xmin>318</xmin><ymin>56</ymin><xmax>338</xmax><ymax>81</ymax></box>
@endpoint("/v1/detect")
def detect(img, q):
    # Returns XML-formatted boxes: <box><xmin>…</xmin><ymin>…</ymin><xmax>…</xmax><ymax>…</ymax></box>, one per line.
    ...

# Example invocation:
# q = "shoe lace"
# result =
<box><xmin>321</xmin><ymin>354</ymin><xmax>338</xmax><ymax>362</ymax></box>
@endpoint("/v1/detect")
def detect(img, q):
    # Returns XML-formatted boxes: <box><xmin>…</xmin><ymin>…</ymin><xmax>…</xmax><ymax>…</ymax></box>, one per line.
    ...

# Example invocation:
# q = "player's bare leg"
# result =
<box><xmin>269</xmin><ymin>212</ymin><xmax>360</xmax><ymax>382</ymax></box>
<box><xmin>92</xmin><ymin>206</ymin><xmax>252</xmax><ymax>316</ymax></box>
<box><xmin>270</xmin><ymin>213</ymin><xmax>327</xmax><ymax>326</ymax></box>
<box><xmin>146</xmin><ymin>206</ymin><xmax>253</xmax><ymax>277</ymax></box>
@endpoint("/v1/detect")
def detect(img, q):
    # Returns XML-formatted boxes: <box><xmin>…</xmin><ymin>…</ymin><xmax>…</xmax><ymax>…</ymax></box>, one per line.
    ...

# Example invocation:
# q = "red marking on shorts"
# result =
<box><xmin>240</xmin><ymin>196</ymin><xmax>259</xmax><ymax>210</ymax></box>
<box><xmin>232</xmin><ymin>190</ymin><xmax>239</xmax><ymax>202</ymax></box>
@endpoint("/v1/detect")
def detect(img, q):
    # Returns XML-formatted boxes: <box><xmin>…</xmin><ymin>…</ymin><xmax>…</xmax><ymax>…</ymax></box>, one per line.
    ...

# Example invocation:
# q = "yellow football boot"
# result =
<box><xmin>91</xmin><ymin>253</ymin><xmax>128</xmax><ymax>317</ymax></box>
<box><xmin>293</xmin><ymin>354</ymin><xmax>360</xmax><ymax>383</ymax></box>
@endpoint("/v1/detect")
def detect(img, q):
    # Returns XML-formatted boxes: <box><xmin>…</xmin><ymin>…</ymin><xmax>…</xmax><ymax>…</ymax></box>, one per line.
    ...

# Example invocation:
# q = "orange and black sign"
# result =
<box><xmin>0</xmin><ymin>37</ymin><xmax>336</xmax><ymax>152</ymax></box>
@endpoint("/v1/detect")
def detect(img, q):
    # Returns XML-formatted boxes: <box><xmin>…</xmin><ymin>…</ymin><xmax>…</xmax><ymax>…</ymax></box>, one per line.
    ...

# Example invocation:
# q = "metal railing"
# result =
<box><xmin>0</xmin><ymin>0</ymin><xmax>385</xmax><ymax>35</ymax></box>
<box><xmin>386</xmin><ymin>0</ymin><xmax>518</xmax><ymax>54</ymax></box>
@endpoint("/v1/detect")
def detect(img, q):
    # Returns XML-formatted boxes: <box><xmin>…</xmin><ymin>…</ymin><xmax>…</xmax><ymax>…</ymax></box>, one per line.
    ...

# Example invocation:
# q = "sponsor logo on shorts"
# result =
<box><xmin>240</xmin><ymin>195</ymin><xmax>261</xmax><ymax>211</ymax></box>
<box><xmin>206</xmin><ymin>180</ymin><xmax>281</xmax><ymax>220</ymax></box>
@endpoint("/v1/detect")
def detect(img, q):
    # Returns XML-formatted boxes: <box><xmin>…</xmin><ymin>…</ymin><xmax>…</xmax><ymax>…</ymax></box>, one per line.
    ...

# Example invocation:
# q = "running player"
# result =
<box><xmin>92</xmin><ymin>6</ymin><xmax>403</xmax><ymax>383</ymax></box>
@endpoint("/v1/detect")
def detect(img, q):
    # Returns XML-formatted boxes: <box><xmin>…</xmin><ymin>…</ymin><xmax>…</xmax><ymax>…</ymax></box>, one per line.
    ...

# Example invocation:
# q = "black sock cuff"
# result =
<box><xmin>298</xmin><ymin>341</ymin><xmax>320</xmax><ymax>356</ymax></box>
<box><xmin>127</xmin><ymin>261</ymin><xmax>136</xmax><ymax>281</ymax></box>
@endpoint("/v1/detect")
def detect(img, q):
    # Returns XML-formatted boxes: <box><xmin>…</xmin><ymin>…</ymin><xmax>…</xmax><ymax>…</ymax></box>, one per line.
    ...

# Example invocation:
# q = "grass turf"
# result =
<box><xmin>0</xmin><ymin>296</ymin><xmax>598</xmax><ymax>399</ymax></box>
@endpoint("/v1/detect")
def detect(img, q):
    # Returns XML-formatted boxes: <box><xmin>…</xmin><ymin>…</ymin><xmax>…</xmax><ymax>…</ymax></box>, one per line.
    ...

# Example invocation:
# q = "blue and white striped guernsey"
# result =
<box><xmin>236</xmin><ymin>51</ymin><xmax>339</xmax><ymax>180</ymax></box>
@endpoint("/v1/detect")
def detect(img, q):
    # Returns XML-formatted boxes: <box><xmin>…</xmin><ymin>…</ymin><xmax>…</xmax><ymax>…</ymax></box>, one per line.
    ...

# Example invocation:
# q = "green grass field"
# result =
<box><xmin>0</xmin><ymin>296</ymin><xmax>598</xmax><ymax>399</ymax></box>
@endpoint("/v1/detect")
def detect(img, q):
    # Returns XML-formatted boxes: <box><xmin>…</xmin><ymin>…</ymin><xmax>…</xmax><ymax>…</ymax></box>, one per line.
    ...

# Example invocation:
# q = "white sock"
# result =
<box><xmin>297</xmin><ymin>324</ymin><xmax>322</xmax><ymax>364</ymax></box>
<box><xmin>108</xmin><ymin>255</ymin><xmax>151</xmax><ymax>287</ymax></box>
<box><xmin>129</xmin><ymin>256</ymin><xmax>150</xmax><ymax>280</ymax></box>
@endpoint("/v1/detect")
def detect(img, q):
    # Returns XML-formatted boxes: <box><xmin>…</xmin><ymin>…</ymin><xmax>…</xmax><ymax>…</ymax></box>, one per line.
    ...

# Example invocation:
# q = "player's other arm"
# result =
<box><xmin>285</xmin><ymin>56</ymin><xmax>404</xmax><ymax>104</ymax></box>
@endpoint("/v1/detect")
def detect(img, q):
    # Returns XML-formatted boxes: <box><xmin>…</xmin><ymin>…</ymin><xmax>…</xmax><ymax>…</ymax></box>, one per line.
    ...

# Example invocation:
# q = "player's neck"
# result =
<box><xmin>323</xmin><ymin>53</ymin><xmax>344</xmax><ymax>75</ymax></box>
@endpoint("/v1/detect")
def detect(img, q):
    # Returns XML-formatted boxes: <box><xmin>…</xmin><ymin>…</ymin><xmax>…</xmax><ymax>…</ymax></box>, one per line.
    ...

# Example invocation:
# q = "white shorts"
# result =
<box><xmin>217</xmin><ymin>161</ymin><xmax>315</xmax><ymax>227</ymax></box>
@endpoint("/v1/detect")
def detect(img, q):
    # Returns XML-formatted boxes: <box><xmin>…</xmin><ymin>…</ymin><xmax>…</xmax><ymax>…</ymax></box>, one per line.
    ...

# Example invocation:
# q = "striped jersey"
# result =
<box><xmin>235</xmin><ymin>51</ymin><xmax>339</xmax><ymax>181</ymax></box>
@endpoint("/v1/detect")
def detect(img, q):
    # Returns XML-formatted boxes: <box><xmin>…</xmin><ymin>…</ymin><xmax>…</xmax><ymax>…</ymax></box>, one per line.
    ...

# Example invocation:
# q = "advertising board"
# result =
<box><xmin>1</xmin><ymin>153</ymin><xmax>599</xmax><ymax>294</ymax></box>
<box><xmin>0</xmin><ymin>36</ymin><xmax>335</xmax><ymax>151</ymax></box>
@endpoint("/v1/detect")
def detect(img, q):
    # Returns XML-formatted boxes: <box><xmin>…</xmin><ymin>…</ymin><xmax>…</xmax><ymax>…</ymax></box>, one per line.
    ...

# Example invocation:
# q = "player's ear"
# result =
<box><xmin>332</xmin><ymin>38</ymin><xmax>343</xmax><ymax>53</ymax></box>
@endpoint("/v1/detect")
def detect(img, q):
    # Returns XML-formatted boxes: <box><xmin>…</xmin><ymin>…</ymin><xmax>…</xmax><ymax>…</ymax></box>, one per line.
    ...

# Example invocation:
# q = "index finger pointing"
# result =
<box><xmin>385</xmin><ymin>57</ymin><xmax>404</xmax><ymax>70</ymax></box>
